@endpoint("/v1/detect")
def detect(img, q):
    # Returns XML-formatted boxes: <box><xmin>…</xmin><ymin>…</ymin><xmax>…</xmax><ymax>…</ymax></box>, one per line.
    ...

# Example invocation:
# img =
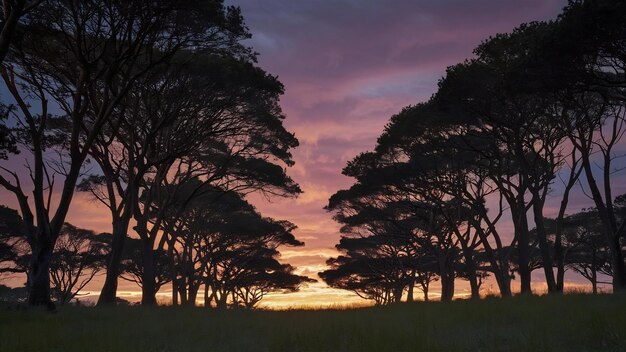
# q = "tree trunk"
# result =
<box><xmin>578</xmin><ymin>149</ymin><xmax>626</xmax><ymax>292</ymax></box>
<box><xmin>168</xmin><ymin>246</ymin><xmax>178</xmax><ymax>306</ymax></box>
<box><xmin>186</xmin><ymin>284</ymin><xmax>199</xmax><ymax>307</ymax></box>
<box><xmin>203</xmin><ymin>283</ymin><xmax>210</xmax><ymax>308</ymax></box>
<box><xmin>531</xmin><ymin>198</ymin><xmax>557</xmax><ymax>293</ymax></box>
<box><xmin>492</xmin><ymin>264</ymin><xmax>512</xmax><ymax>297</ymax></box>
<box><xmin>592</xmin><ymin>270</ymin><xmax>598</xmax><ymax>295</ymax></box>
<box><xmin>216</xmin><ymin>291</ymin><xmax>228</xmax><ymax>309</ymax></box>
<box><xmin>468</xmin><ymin>217</ymin><xmax>512</xmax><ymax>297</ymax></box>
<box><xmin>492</xmin><ymin>263</ymin><xmax>512</xmax><ymax>297</ymax></box>
<box><xmin>462</xmin><ymin>248</ymin><xmax>480</xmax><ymax>299</ymax></box>
<box><xmin>406</xmin><ymin>271</ymin><xmax>415</xmax><ymax>302</ymax></box>
<box><xmin>609</xmin><ymin>235</ymin><xmax>626</xmax><ymax>292</ymax></box>
<box><xmin>171</xmin><ymin>279</ymin><xmax>179</xmax><ymax>306</ymax></box>
<box><xmin>393</xmin><ymin>285</ymin><xmax>403</xmax><ymax>303</ymax></box>
<box><xmin>140</xmin><ymin>240</ymin><xmax>157</xmax><ymax>306</ymax></box>
<box><xmin>439</xmin><ymin>256</ymin><xmax>455</xmax><ymax>302</ymax></box>
<box><xmin>27</xmin><ymin>239</ymin><xmax>54</xmax><ymax>307</ymax></box>
<box><xmin>555</xmin><ymin>236</ymin><xmax>565</xmax><ymax>292</ymax></box>
<box><xmin>98</xmin><ymin>220</ymin><xmax>128</xmax><ymax>305</ymax></box>
<box><xmin>441</xmin><ymin>273</ymin><xmax>455</xmax><ymax>302</ymax></box>
<box><xmin>467</xmin><ymin>272</ymin><xmax>480</xmax><ymax>300</ymax></box>
<box><xmin>513</xmin><ymin>205</ymin><xmax>532</xmax><ymax>294</ymax></box>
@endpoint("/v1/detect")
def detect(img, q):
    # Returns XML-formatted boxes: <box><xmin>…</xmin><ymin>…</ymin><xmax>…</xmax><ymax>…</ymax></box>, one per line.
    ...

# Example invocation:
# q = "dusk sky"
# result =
<box><xmin>3</xmin><ymin>0</ymin><xmax>590</xmax><ymax>307</ymax></box>
<box><xmin>227</xmin><ymin>0</ymin><xmax>571</xmax><ymax>307</ymax></box>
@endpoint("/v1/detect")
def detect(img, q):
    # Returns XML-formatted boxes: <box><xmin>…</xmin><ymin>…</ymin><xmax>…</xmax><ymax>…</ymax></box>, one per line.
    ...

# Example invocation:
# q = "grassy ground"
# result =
<box><xmin>1</xmin><ymin>294</ymin><xmax>625</xmax><ymax>352</ymax></box>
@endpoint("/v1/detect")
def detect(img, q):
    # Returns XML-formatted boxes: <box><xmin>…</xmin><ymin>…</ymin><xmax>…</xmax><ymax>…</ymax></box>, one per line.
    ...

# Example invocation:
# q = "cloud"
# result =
<box><xmin>1</xmin><ymin>0</ymin><xmax>576</xmax><ymax>307</ymax></box>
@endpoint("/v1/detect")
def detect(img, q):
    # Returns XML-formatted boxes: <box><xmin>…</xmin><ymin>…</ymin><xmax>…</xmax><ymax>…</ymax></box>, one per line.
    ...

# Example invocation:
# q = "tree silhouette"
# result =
<box><xmin>325</xmin><ymin>0</ymin><xmax>626</xmax><ymax>301</ymax></box>
<box><xmin>49</xmin><ymin>224</ymin><xmax>108</xmax><ymax>304</ymax></box>
<box><xmin>0</xmin><ymin>1</ymin><xmax>42</xmax><ymax>64</ymax></box>
<box><xmin>119</xmin><ymin>238</ymin><xmax>172</xmax><ymax>295</ymax></box>
<box><xmin>0</xmin><ymin>205</ymin><xmax>23</xmax><ymax>271</ymax></box>
<box><xmin>0</xmin><ymin>0</ymin><xmax>255</xmax><ymax>306</ymax></box>
<box><xmin>154</xmin><ymin>181</ymin><xmax>310</xmax><ymax>308</ymax></box>
<box><xmin>78</xmin><ymin>51</ymin><xmax>300</xmax><ymax>306</ymax></box>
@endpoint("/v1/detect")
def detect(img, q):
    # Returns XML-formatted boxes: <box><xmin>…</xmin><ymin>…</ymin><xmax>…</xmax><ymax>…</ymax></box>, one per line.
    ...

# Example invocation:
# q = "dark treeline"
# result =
<box><xmin>0</xmin><ymin>0</ymin><xmax>313</xmax><ymax>308</ymax></box>
<box><xmin>320</xmin><ymin>0</ymin><xmax>626</xmax><ymax>304</ymax></box>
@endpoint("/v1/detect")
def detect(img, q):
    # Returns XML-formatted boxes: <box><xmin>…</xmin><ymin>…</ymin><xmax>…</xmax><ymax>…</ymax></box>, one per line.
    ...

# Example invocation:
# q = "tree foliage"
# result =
<box><xmin>323</xmin><ymin>0</ymin><xmax>626</xmax><ymax>303</ymax></box>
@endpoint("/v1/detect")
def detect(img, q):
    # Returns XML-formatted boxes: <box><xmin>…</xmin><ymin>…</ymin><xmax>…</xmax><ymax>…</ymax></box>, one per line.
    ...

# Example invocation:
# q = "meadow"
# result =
<box><xmin>1</xmin><ymin>294</ymin><xmax>625</xmax><ymax>352</ymax></box>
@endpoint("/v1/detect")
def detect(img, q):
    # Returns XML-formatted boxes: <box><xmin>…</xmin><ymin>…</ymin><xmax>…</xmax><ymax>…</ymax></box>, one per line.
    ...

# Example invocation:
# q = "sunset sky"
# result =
<box><xmin>3</xmin><ymin>0</ymin><xmax>602</xmax><ymax>308</ymax></box>
<box><xmin>224</xmin><ymin>0</ymin><xmax>577</xmax><ymax>307</ymax></box>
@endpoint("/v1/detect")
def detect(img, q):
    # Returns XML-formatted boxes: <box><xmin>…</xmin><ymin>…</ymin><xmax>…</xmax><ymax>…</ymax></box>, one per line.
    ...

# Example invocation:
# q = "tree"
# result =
<box><xmin>79</xmin><ymin>49</ymin><xmax>300</xmax><ymax>306</ymax></box>
<box><xmin>0</xmin><ymin>0</ymin><xmax>254</xmax><ymax>306</ymax></box>
<box><xmin>550</xmin><ymin>0</ymin><xmax>626</xmax><ymax>291</ymax></box>
<box><xmin>376</xmin><ymin>103</ymin><xmax>517</xmax><ymax>297</ymax></box>
<box><xmin>0</xmin><ymin>204</ymin><xmax>23</xmax><ymax>269</ymax></box>
<box><xmin>119</xmin><ymin>238</ymin><xmax>171</xmax><ymax>296</ymax></box>
<box><xmin>324</xmin><ymin>181</ymin><xmax>419</xmax><ymax>304</ymax></box>
<box><xmin>324</xmin><ymin>171</ymin><xmax>461</xmax><ymax>303</ymax></box>
<box><xmin>233</xmin><ymin>261</ymin><xmax>314</xmax><ymax>309</ymax></box>
<box><xmin>0</xmin><ymin>0</ymin><xmax>43</xmax><ymax>64</ymax></box>
<box><xmin>155</xmin><ymin>182</ymin><xmax>308</xmax><ymax>308</ymax></box>
<box><xmin>434</xmin><ymin>35</ymin><xmax>573</xmax><ymax>294</ymax></box>
<box><xmin>0</xmin><ymin>284</ymin><xmax>27</xmax><ymax>302</ymax></box>
<box><xmin>561</xmin><ymin>211</ymin><xmax>612</xmax><ymax>294</ymax></box>
<box><xmin>49</xmin><ymin>224</ymin><xmax>108</xmax><ymax>304</ymax></box>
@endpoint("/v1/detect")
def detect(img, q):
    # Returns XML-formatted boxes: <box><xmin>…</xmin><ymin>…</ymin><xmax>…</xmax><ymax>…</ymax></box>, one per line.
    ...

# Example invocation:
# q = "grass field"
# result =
<box><xmin>1</xmin><ymin>294</ymin><xmax>625</xmax><ymax>352</ymax></box>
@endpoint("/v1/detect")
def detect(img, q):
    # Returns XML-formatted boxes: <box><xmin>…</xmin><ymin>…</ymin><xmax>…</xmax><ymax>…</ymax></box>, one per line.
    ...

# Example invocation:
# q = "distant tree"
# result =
<box><xmin>561</xmin><ymin>211</ymin><xmax>612</xmax><ymax>294</ymax></box>
<box><xmin>0</xmin><ymin>205</ymin><xmax>23</xmax><ymax>270</ymax></box>
<box><xmin>146</xmin><ymin>181</ymin><xmax>308</xmax><ymax>308</ymax></box>
<box><xmin>324</xmin><ymin>236</ymin><xmax>412</xmax><ymax>305</ymax></box>
<box><xmin>49</xmin><ymin>224</ymin><xmax>108</xmax><ymax>304</ymax></box>
<box><xmin>0</xmin><ymin>284</ymin><xmax>27</xmax><ymax>302</ymax></box>
<box><xmin>119</xmin><ymin>238</ymin><xmax>171</xmax><ymax>295</ymax></box>
<box><xmin>324</xmin><ymin>178</ymin><xmax>426</xmax><ymax>304</ymax></box>
<box><xmin>412</xmin><ymin>257</ymin><xmax>439</xmax><ymax>302</ymax></box>
<box><xmin>231</xmin><ymin>252</ymin><xmax>315</xmax><ymax>309</ymax></box>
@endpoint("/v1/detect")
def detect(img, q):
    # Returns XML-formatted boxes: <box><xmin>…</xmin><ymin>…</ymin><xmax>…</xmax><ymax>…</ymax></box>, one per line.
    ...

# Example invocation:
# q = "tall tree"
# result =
<box><xmin>80</xmin><ymin>52</ymin><xmax>300</xmax><ymax>305</ymax></box>
<box><xmin>0</xmin><ymin>0</ymin><xmax>253</xmax><ymax>306</ymax></box>
<box><xmin>551</xmin><ymin>0</ymin><xmax>626</xmax><ymax>291</ymax></box>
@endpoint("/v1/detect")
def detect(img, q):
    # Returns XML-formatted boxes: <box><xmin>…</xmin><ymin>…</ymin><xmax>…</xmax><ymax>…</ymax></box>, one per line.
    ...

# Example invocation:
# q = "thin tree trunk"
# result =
<box><xmin>469</xmin><ymin>217</ymin><xmax>512</xmax><ymax>297</ymax></box>
<box><xmin>439</xmin><ymin>256</ymin><xmax>455</xmax><ymax>302</ymax></box>
<box><xmin>406</xmin><ymin>271</ymin><xmax>415</xmax><ymax>302</ymax></box>
<box><xmin>579</xmin><ymin>148</ymin><xmax>626</xmax><ymax>292</ymax></box>
<box><xmin>203</xmin><ymin>283</ymin><xmax>210</xmax><ymax>308</ymax></box>
<box><xmin>461</xmin><ymin>246</ymin><xmax>480</xmax><ymax>299</ymax></box>
<box><xmin>514</xmin><ymin>205</ymin><xmax>532</xmax><ymax>294</ymax></box>
<box><xmin>171</xmin><ymin>279</ymin><xmax>179</xmax><ymax>306</ymax></box>
<box><xmin>187</xmin><ymin>284</ymin><xmax>199</xmax><ymax>307</ymax></box>
<box><xmin>592</xmin><ymin>270</ymin><xmax>598</xmax><ymax>295</ymax></box>
<box><xmin>531</xmin><ymin>198</ymin><xmax>557</xmax><ymax>293</ymax></box>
